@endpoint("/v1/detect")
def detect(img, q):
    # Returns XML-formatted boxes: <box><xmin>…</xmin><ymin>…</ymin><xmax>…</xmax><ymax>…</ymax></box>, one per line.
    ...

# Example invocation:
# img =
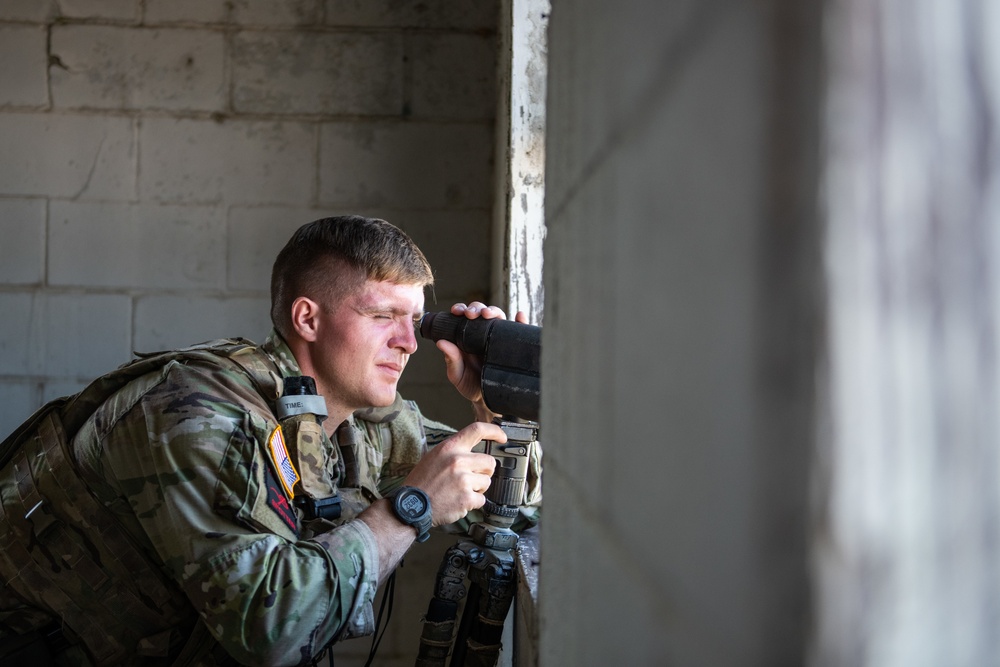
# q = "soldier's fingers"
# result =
<box><xmin>467</xmin><ymin>452</ymin><xmax>497</xmax><ymax>477</ymax></box>
<box><xmin>448</xmin><ymin>422</ymin><xmax>506</xmax><ymax>450</ymax></box>
<box><xmin>456</xmin><ymin>302</ymin><xmax>506</xmax><ymax>320</ymax></box>
<box><xmin>469</xmin><ymin>471</ymin><xmax>494</xmax><ymax>497</ymax></box>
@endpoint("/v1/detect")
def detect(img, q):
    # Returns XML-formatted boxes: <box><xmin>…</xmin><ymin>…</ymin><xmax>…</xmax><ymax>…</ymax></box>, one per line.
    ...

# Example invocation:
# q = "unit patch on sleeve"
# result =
<box><xmin>261</xmin><ymin>462</ymin><xmax>299</xmax><ymax>535</ymax></box>
<box><xmin>267</xmin><ymin>425</ymin><xmax>300</xmax><ymax>499</ymax></box>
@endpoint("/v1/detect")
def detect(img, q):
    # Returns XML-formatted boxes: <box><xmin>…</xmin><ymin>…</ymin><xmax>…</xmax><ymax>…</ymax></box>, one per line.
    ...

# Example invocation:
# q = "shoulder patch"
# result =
<box><xmin>262</xmin><ymin>462</ymin><xmax>299</xmax><ymax>535</ymax></box>
<box><xmin>267</xmin><ymin>425</ymin><xmax>300</xmax><ymax>499</ymax></box>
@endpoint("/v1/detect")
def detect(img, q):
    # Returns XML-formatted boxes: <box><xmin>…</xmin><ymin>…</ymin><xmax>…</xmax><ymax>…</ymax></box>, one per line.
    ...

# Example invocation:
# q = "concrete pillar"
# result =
<box><xmin>540</xmin><ymin>1</ymin><xmax>821</xmax><ymax>664</ymax></box>
<box><xmin>492</xmin><ymin>0</ymin><xmax>549</xmax><ymax>323</ymax></box>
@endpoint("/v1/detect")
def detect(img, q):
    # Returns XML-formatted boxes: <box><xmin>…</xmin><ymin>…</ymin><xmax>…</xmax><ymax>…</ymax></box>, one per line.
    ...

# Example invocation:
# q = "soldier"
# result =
<box><xmin>0</xmin><ymin>216</ymin><xmax>539</xmax><ymax>666</ymax></box>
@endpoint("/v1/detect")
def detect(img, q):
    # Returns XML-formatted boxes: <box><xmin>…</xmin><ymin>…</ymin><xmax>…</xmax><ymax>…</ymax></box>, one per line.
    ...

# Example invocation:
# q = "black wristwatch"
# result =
<box><xmin>391</xmin><ymin>486</ymin><xmax>432</xmax><ymax>543</ymax></box>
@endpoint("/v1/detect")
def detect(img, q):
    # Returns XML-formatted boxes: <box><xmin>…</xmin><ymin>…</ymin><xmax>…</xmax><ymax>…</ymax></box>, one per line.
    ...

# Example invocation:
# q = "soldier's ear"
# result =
<box><xmin>290</xmin><ymin>297</ymin><xmax>321</xmax><ymax>342</ymax></box>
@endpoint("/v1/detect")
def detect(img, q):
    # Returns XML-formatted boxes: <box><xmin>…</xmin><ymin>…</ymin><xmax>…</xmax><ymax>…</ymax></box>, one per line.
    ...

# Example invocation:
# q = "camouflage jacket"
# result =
<box><xmin>0</xmin><ymin>332</ymin><xmax>464</xmax><ymax>666</ymax></box>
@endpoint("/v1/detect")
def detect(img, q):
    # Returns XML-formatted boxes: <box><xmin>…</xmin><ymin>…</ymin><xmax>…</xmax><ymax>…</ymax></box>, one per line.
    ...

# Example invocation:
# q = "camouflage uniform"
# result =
<box><xmin>0</xmin><ymin>332</ymin><xmax>472</xmax><ymax>666</ymax></box>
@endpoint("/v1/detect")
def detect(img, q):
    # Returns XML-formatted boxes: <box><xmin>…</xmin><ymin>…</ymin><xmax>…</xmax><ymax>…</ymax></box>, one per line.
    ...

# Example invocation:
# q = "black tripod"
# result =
<box><xmin>415</xmin><ymin>418</ymin><xmax>539</xmax><ymax>667</ymax></box>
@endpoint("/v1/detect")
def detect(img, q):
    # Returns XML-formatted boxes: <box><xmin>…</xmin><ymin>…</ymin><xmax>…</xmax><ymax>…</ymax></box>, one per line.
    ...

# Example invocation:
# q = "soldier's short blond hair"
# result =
<box><xmin>270</xmin><ymin>216</ymin><xmax>434</xmax><ymax>338</ymax></box>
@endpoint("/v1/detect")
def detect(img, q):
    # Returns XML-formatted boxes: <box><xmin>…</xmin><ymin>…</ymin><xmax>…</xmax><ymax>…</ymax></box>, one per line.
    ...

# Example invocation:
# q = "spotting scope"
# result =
<box><xmin>419</xmin><ymin>312</ymin><xmax>540</xmax><ymax>422</ymax></box>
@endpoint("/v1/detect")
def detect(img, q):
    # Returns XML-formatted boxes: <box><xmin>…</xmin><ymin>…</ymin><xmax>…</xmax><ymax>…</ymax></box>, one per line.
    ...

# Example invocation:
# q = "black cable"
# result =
<box><xmin>364</xmin><ymin>569</ymin><xmax>396</xmax><ymax>667</ymax></box>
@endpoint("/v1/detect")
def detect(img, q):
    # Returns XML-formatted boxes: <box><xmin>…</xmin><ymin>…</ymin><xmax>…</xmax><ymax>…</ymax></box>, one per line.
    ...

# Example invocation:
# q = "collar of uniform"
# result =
<box><xmin>261</xmin><ymin>329</ymin><xmax>303</xmax><ymax>380</ymax></box>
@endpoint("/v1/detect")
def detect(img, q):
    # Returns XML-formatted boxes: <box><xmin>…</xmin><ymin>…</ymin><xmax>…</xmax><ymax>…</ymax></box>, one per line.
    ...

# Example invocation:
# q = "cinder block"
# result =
<box><xmin>325</xmin><ymin>0</ymin><xmax>498</xmax><ymax>30</ymax></box>
<box><xmin>229</xmin><ymin>0</ymin><xmax>322</xmax><ymax>26</ymax></box>
<box><xmin>45</xmin><ymin>293</ymin><xmax>133</xmax><ymax>378</ymax></box>
<box><xmin>232</xmin><ymin>31</ymin><xmax>402</xmax><ymax>116</ymax></box>
<box><xmin>143</xmin><ymin>0</ymin><xmax>228</xmax><ymax>24</ymax></box>
<box><xmin>42</xmin><ymin>379</ymin><xmax>89</xmax><ymax>403</ymax></box>
<box><xmin>318</xmin><ymin>121</ymin><xmax>493</xmax><ymax>209</ymax></box>
<box><xmin>0</xmin><ymin>26</ymin><xmax>48</xmax><ymax>107</ymax></box>
<box><xmin>0</xmin><ymin>0</ymin><xmax>57</xmax><ymax>22</ymax></box>
<box><xmin>146</xmin><ymin>0</ymin><xmax>322</xmax><ymax>25</ymax></box>
<box><xmin>0</xmin><ymin>292</ymin><xmax>131</xmax><ymax>377</ymax></box>
<box><xmin>51</xmin><ymin>25</ymin><xmax>225</xmax><ymax>112</ymax></box>
<box><xmin>226</xmin><ymin>206</ymin><xmax>337</xmax><ymax>292</ymax></box>
<box><xmin>0</xmin><ymin>113</ymin><xmax>136</xmax><ymax>199</ymax></box>
<box><xmin>140</xmin><ymin>118</ymin><xmax>315</xmax><ymax>205</ymax></box>
<box><xmin>407</xmin><ymin>33</ymin><xmax>497</xmax><ymax>120</ymax></box>
<box><xmin>0</xmin><ymin>381</ymin><xmax>39</xmax><ymax>441</ymax></box>
<box><xmin>361</xmin><ymin>208</ymin><xmax>491</xmax><ymax>299</ymax></box>
<box><xmin>134</xmin><ymin>294</ymin><xmax>271</xmax><ymax>351</ymax></box>
<box><xmin>56</xmin><ymin>0</ymin><xmax>139</xmax><ymax>21</ymax></box>
<box><xmin>0</xmin><ymin>199</ymin><xmax>46</xmax><ymax>284</ymax></box>
<box><xmin>0</xmin><ymin>293</ymin><xmax>36</xmax><ymax>375</ymax></box>
<box><xmin>49</xmin><ymin>201</ymin><xmax>226</xmax><ymax>289</ymax></box>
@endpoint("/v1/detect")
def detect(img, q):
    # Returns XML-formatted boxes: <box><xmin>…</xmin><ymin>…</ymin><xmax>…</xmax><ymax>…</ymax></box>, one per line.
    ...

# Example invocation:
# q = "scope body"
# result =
<box><xmin>419</xmin><ymin>312</ymin><xmax>540</xmax><ymax>422</ymax></box>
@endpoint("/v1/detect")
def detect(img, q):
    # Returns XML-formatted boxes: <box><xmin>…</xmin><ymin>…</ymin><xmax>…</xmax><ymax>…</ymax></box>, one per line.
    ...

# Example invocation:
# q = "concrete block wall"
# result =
<box><xmin>0</xmin><ymin>3</ymin><xmax>499</xmax><ymax>664</ymax></box>
<box><xmin>0</xmin><ymin>0</ymin><xmax>500</xmax><ymax>441</ymax></box>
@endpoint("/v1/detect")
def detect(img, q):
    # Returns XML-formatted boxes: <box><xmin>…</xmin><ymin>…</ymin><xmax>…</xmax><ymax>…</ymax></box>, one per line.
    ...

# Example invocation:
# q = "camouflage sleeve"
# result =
<box><xmin>93</xmin><ymin>361</ymin><xmax>378</xmax><ymax>666</ymax></box>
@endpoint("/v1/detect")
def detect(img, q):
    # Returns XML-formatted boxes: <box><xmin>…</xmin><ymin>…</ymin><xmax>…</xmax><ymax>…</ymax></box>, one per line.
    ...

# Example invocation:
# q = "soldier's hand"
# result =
<box><xmin>401</xmin><ymin>421</ymin><xmax>502</xmax><ymax>526</ymax></box>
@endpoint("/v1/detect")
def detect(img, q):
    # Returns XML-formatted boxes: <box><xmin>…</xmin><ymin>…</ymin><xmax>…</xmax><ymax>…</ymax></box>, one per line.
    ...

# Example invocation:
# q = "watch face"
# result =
<box><xmin>399</xmin><ymin>491</ymin><xmax>426</xmax><ymax>518</ymax></box>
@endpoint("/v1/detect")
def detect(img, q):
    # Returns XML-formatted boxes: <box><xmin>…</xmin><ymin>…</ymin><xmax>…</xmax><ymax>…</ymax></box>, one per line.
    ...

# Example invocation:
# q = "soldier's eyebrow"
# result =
<box><xmin>357</xmin><ymin>303</ymin><xmax>413</xmax><ymax>316</ymax></box>
<box><xmin>354</xmin><ymin>298</ymin><xmax>423</xmax><ymax>320</ymax></box>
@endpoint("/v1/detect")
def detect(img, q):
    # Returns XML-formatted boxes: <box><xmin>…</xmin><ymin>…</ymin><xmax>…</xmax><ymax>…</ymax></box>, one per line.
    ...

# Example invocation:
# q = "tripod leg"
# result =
<box><xmin>449</xmin><ymin>582</ymin><xmax>480</xmax><ymax>667</ymax></box>
<box><xmin>417</xmin><ymin>524</ymin><xmax>522</xmax><ymax>666</ymax></box>
<box><xmin>416</xmin><ymin>614</ymin><xmax>456</xmax><ymax>667</ymax></box>
<box><xmin>416</xmin><ymin>542</ymin><xmax>479</xmax><ymax>667</ymax></box>
<box><xmin>454</xmin><ymin>561</ymin><xmax>516</xmax><ymax>667</ymax></box>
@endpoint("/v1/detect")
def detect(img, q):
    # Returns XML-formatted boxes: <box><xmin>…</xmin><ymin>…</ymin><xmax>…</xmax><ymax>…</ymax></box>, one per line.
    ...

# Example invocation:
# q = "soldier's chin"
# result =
<box><xmin>371</xmin><ymin>387</ymin><xmax>398</xmax><ymax>407</ymax></box>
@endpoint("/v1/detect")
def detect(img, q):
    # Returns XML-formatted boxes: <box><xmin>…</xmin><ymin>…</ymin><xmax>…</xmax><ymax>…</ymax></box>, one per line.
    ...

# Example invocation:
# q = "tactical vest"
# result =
<box><xmin>0</xmin><ymin>339</ymin><xmax>340</xmax><ymax>665</ymax></box>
